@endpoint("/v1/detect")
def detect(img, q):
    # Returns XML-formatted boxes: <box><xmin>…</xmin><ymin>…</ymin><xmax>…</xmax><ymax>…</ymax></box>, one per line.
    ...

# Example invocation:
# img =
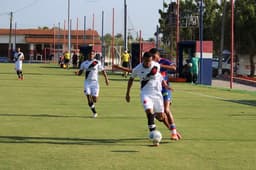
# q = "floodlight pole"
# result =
<box><xmin>101</xmin><ymin>11</ymin><xmax>105</xmax><ymax>60</ymax></box>
<box><xmin>68</xmin><ymin>0</ymin><xmax>71</xmax><ymax>56</ymax></box>
<box><xmin>8</xmin><ymin>11</ymin><xmax>13</xmax><ymax>60</ymax></box>
<box><xmin>124</xmin><ymin>0</ymin><xmax>128</xmax><ymax>51</ymax></box>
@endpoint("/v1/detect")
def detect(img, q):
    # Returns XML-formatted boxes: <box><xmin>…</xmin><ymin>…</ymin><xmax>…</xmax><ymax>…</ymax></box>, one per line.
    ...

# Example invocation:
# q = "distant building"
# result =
<box><xmin>0</xmin><ymin>28</ymin><xmax>101</xmax><ymax>62</ymax></box>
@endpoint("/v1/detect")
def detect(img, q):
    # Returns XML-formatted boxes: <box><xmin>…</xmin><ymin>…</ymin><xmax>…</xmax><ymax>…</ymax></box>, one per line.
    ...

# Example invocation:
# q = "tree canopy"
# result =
<box><xmin>158</xmin><ymin>0</ymin><xmax>256</xmax><ymax>76</ymax></box>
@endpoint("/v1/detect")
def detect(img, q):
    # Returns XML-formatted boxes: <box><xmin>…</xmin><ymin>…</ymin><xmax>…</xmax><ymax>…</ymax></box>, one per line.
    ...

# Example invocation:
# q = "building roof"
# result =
<box><xmin>0</xmin><ymin>28</ymin><xmax>101</xmax><ymax>44</ymax></box>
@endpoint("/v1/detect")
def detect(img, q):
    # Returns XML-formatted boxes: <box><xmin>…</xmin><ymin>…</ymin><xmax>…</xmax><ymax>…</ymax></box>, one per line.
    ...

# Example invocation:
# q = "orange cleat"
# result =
<box><xmin>171</xmin><ymin>133</ymin><xmax>179</xmax><ymax>140</ymax></box>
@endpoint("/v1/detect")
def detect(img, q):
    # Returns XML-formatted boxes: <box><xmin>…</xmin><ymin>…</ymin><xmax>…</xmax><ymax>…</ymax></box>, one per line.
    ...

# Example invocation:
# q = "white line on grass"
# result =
<box><xmin>185</xmin><ymin>91</ymin><xmax>227</xmax><ymax>100</ymax></box>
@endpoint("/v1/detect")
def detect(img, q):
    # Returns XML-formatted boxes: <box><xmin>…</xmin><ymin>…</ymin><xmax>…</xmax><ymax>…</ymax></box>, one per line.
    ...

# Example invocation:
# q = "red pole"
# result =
<box><xmin>230</xmin><ymin>0</ymin><xmax>234</xmax><ymax>89</ymax></box>
<box><xmin>64</xmin><ymin>20</ymin><xmax>66</xmax><ymax>52</ymax></box>
<box><xmin>139</xmin><ymin>30</ymin><xmax>142</xmax><ymax>63</ymax></box>
<box><xmin>176</xmin><ymin>0</ymin><xmax>180</xmax><ymax>76</ymax></box>
<box><xmin>111</xmin><ymin>8</ymin><xmax>115</xmax><ymax>69</ymax></box>
<box><xmin>53</xmin><ymin>26</ymin><xmax>56</xmax><ymax>63</ymax></box>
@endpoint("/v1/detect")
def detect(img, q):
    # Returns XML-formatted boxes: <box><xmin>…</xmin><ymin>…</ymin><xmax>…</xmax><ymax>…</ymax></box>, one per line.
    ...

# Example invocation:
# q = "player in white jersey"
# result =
<box><xmin>14</xmin><ymin>47</ymin><xmax>24</xmax><ymax>80</ymax></box>
<box><xmin>125</xmin><ymin>52</ymin><xmax>172</xmax><ymax>146</ymax></box>
<box><xmin>76</xmin><ymin>50</ymin><xmax>109</xmax><ymax>118</ymax></box>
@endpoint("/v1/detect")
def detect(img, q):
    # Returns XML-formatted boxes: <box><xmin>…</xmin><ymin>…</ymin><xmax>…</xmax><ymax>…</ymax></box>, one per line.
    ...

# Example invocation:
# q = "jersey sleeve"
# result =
<box><xmin>79</xmin><ymin>62</ymin><xmax>86</xmax><ymax>70</ymax></box>
<box><xmin>97</xmin><ymin>61</ymin><xmax>104</xmax><ymax>71</ymax></box>
<box><xmin>130</xmin><ymin>66</ymin><xmax>139</xmax><ymax>78</ymax></box>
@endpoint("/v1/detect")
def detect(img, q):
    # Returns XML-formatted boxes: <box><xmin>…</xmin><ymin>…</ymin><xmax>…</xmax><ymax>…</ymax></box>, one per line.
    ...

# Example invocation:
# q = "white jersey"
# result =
<box><xmin>80</xmin><ymin>59</ymin><xmax>104</xmax><ymax>81</ymax></box>
<box><xmin>14</xmin><ymin>52</ymin><xmax>24</xmax><ymax>71</ymax></box>
<box><xmin>131</xmin><ymin>61</ymin><xmax>163</xmax><ymax>94</ymax></box>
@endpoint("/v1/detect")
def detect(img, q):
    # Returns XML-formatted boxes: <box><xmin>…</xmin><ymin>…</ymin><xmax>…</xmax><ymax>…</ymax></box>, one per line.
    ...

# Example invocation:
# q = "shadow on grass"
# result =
<box><xmin>24</xmin><ymin>72</ymin><xmax>75</xmax><ymax>76</ymax></box>
<box><xmin>223</xmin><ymin>99</ymin><xmax>256</xmax><ymax>107</ymax></box>
<box><xmin>0</xmin><ymin>113</ymin><xmax>88</xmax><ymax>119</ymax></box>
<box><xmin>111</xmin><ymin>150</ymin><xmax>139</xmax><ymax>153</ymax></box>
<box><xmin>0</xmin><ymin>113</ymin><xmax>145</xmax><ymax>120</ymax></box>
<box><xmin>182</xmin><ymin>138</ymin><xmax>256</xmax><ymax>142</ymax></box>
<box><xmin>0</xmin><ymin>72</ymin><xmax>13</xmax><ymax>75</ymax></box>
<box><xmin>39</xmin><ymin>66</ymin><xmax>61</xmax><ymax>69</ymax></box>
<box><xmin>0</xmin><ymin>135</ymin><xmax>148</xmax><ymax>146</ymax></box>
<box><xmin>40</xmin><ymin>66</ymin><xmax>79</xmax><ymax>71</ymax></box>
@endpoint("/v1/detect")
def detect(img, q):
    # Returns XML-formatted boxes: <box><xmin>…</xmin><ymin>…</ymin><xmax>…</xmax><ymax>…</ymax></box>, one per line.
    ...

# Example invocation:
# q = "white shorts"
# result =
<box><xmin>140</xmin><ymin>92</ymin><xmax>164</xmax><ymax>113</ymax></box>
<box><xmin>15</xmin><ymin>61</ymin><xmax>22</xmax><ymax>71</ymax></box>
<box><xmin>84</xmin><ymin>80</ymin><xmax>99</xmax><ymax>97</ymax></box>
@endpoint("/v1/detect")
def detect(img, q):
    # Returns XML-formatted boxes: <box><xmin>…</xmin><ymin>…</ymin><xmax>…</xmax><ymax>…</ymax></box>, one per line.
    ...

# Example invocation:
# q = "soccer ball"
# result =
<box><xmin>149</xmin><ymin>130</ymin><xmax>162</xmax><ymax>146</ymax></box>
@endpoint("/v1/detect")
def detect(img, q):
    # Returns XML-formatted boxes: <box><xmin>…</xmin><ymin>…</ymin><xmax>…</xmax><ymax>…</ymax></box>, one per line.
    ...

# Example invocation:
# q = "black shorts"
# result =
<box><xmin>64</xmin><ymin>59</ymin><xmax>70</xmax><ymax>64</ymax></box>
<box><xmin>122</xmin><ymin>62</ymin><xmax>129</xmax><ymax>68</ymax></box>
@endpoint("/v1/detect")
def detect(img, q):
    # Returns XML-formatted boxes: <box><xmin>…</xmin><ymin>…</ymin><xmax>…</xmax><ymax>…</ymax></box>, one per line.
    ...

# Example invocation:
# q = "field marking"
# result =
<box><xmin>185</xmin><ymin>91</ymin><xmax>227</xmax><ymax>100</ymax></box>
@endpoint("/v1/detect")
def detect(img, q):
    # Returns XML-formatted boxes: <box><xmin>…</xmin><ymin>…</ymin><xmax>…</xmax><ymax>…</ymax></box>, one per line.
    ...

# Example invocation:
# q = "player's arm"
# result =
<box><xmin>125</xmin><ymin>77</ymin><xmax>134</xmax><ymax>103</ymax></box>
<box><xmin>160</xmin><ymin>64</ymin><xmax>176</xmax><ymax>71</ymax></box>
<box><xmin>101</xmin><ymin>70</ymin><xmax>109</xmax><ymax>86</ymax></box>
<box><xmin>76</xmin><ymin>69</ymin><xmax>83</xmax><ymax>76</ymax></box>
<box><xmin>113</xmin><ymin>64</ymin><xmax>132</xmax><ymax>73</ymax></box>
<box><xmin>162</xmin><ymin>80</ymin><xmax>173</xmax><ymax>91</ymax></box>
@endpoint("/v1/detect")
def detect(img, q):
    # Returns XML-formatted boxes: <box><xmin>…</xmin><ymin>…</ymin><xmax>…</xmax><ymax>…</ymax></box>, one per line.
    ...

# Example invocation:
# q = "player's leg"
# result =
<box><xmin>84</xmin><ymin>81</ymin><xmax>96</xmax><ymax>117</ymax></box>
<box><xmin>145</xmin><ymin>109</ymin><xmax>156</xmax><ymax>131</ymax></box>
<box><xmin>19</xmin><ymin>70</ymin><xmax>24</xmax><ymax>80</ymax></box>
<box><xmin>86</xmin><ymin>95</ymin><xmax>97</xmax><ymax>117</ymax></box>
<box><xmin>16</xmin><ymin>70</ymin><xmax>20</xmax><ymax>79</ymax></box>
<box><xmin>141</xmin><ymin>95</ymin><xmax>156</xmax><ymax>131</ymax></box>
<box><xmin>90</xmin><ymin>82</ymin><xmax>100</xmax><ymax>117</ymax></box>
<box><xmin>19</xmin><ymin>62</ymin><xmax>23</xmax><ymax>80</ymax></box>
<box><xmin>15</xmin><ymin>62</ymin><xmax>20</xmax><ymax>79</ymax></box>
<box><xmin>163</xmin><ymin>90</ymin><xmax>181</xmax><ymax>140</ymax></box>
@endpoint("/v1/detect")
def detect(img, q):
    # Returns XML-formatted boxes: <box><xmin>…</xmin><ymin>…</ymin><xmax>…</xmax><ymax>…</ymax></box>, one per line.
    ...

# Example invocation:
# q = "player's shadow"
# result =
<box><xmin>0</xmin><ymin>113</ymin><xmax>89</xmax><ymax>119</ymax></box>
<box><xmin>24</xmin><ymin>72</ymin><xmax>74</xmax><ymax>76</ymax></box>
<box><xmin>40</xmin><ymin>66</ymin><xmax>61</xmax><ymax>69</ymax></box>
<box><xmin>0</xmin><ymin>113</ymin><xmax>144</xmax><ymax>120</ymax></box>
<box><xmin>0</xmin><ymin>135</ymin><xmax>148</xmax><ymax>146</ymax></box>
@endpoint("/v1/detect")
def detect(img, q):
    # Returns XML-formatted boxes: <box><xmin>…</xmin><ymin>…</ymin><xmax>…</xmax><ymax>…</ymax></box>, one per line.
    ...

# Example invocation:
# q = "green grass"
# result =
<box><xmin>0</xmin><ymin>63</ymin><xmax>255</xmax><ymax>170</ymax></box>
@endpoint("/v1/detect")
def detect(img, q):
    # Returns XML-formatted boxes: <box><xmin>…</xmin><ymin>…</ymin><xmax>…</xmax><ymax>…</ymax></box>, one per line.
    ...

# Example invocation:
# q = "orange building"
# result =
<box><xmin>0</xmin><ymin>28</ymin><xmax>101</xmax><ymax>62</ymax></box>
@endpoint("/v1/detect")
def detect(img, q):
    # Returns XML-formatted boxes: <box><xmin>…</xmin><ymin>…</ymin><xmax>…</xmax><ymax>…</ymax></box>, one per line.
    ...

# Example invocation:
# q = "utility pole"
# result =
<box><xmin>14</xmin><ymin>22</ymin><xmax>17</xmax><ymax>52</ymax></box>
<box><xmin>67</xmin><ymin>0</ymin><xmax>71</xmax><ymax>56</ymax></box>
<box><xmin>8</xmin><ymin>11</ymin><xmax>13</xmax><ymax>60</ymax></box>
<box><xmin>124</xmin><ymin>0</ymin><xmax>128</xmax><ymax>51</ymax></box>
<box><xmin>84</xmin><ymin>16</ymin><xmax>86</xmax><ymax>44</ymax></box>
<box><xmin>101</xmin><ymin>11</ymin><xmax>105</xmax><ymax>60</ymax></box>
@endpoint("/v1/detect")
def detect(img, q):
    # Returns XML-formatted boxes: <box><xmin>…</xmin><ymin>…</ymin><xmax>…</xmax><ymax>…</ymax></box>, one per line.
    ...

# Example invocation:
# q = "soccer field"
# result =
<box><xmin>0</xmin><ymin>63</ymin><xmax>255</xmax><ymax>170</ymax></box>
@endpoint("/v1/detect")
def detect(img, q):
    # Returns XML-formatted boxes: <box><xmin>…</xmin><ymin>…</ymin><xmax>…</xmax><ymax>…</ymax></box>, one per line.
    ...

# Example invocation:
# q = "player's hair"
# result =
<box><xmin>143</xmin><ymin>52</ymin><xmax>152</xmax><ymax>59</ymax></box>
<box><xmin>149</xmin><ymin>48</ymin><xmax>159</xmax><ymax>55</ymax></box>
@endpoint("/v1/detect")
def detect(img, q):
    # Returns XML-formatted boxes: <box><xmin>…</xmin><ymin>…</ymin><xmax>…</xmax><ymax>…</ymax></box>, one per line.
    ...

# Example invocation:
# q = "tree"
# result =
<box><xmin>158</xmin><ymin>0</ymin><xmax>220</xmax><ymax>55</ymax></box>
<box><xmin>218</xmin><ymin>0</ymin><xmax>228</xmax><ymax>76</ymax></box>
<box><xmin>103</xmin><ymin>33</ymin><xmax>112</xmax><ymax>46</ymax></box>
<box><xmin>235</xmin><ymin>0</ymin><xmax>256</xmax><ymax>76</ymax></box>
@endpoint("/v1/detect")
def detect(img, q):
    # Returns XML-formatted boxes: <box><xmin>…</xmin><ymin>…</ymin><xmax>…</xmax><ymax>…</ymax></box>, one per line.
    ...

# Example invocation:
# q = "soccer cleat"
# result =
<box><xmin>92</xmin><ymin>113</ymin><xmax>98</xmax><ymax>118</ymax></box>
<box><xmin>171</xmin><ymin>133</ymin><xmax>179</xmax><ymax>140</ymax></box>
<box><xmin>176</xmin><ymin>132</ymin><xmax>182</xmax><ymax>140</ymax></box>
<box><xmin>153</xmin><ymin>140</ymin><xmax>160</xmax><ymax>147</ymax></box>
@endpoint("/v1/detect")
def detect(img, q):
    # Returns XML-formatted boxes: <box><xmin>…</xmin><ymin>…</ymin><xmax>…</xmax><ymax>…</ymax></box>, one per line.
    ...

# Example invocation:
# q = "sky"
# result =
<box><xmin>0</xmin><ymin>0</ymin><xmax>168</xmax><ymax>39</ymax></box>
